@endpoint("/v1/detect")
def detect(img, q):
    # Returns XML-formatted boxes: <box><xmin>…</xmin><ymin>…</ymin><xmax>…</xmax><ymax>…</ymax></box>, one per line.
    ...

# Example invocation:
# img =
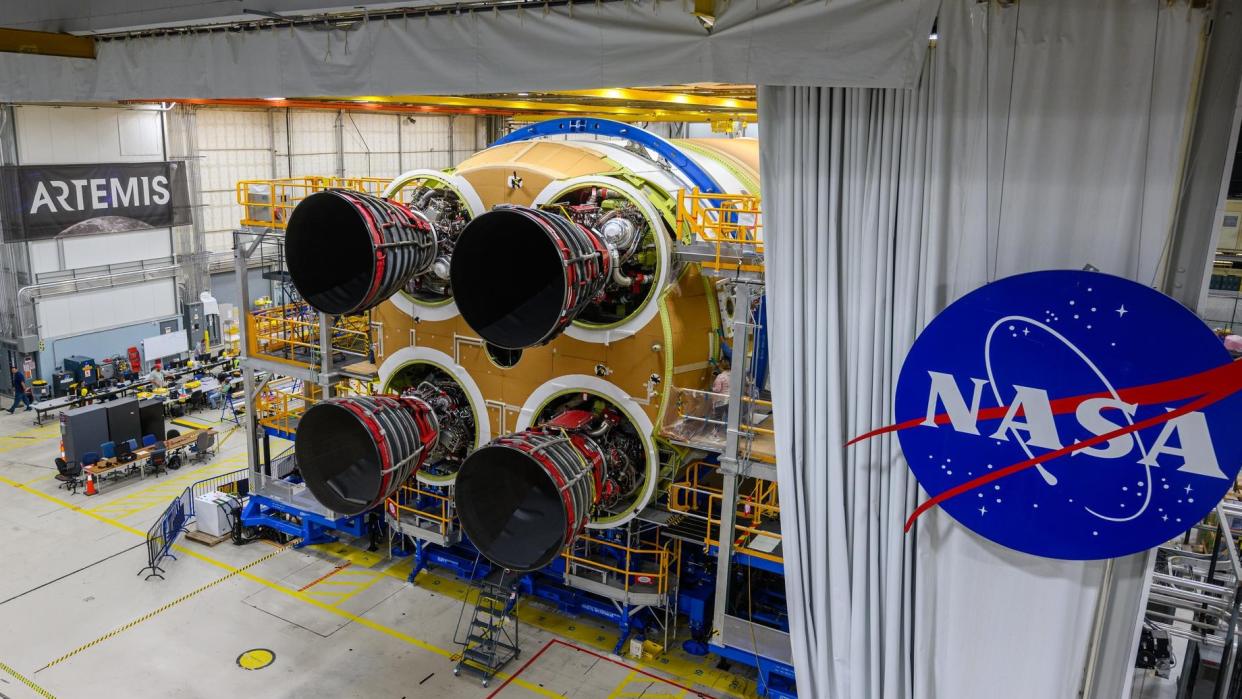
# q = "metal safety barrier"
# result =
<box><xmin>138</xmin><ymin>497</ymin><xmax>186</xmax><ymax>581</ymax></box>
<box><xmin>139</xmin><ymin>468</ymin><xmax>249</xmax><ymax>581</ymax></box>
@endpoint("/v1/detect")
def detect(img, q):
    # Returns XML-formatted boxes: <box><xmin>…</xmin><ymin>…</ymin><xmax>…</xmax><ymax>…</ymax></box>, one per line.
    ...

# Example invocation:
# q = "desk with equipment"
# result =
<box><xmin>33</xmin><ymin>355</ymin><xmax>235</xmax><ymax>426</ymax></box>
<box><xmin>80</xmin><ymin>428</ymin><xmax>217</xmax><ymax>495</ymax></box>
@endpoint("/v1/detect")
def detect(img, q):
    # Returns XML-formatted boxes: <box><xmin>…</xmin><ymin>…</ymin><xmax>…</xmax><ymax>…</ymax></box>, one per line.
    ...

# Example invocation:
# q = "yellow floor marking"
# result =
<box><xmin>38</xmin><ymin>543</ymin><xmax>293</xmax><ymax>671</ymax></box>
<box><xmin>329</xmin><ymin>570</ymin><xmax>388</xmax><ymax>608</ymax></box>
<box><xmin>377</xmin><ymin>558</ymin><xmax>756</xmax><ymax>698</ymax></box>
<box><xmin>606</xmin><ymin>670</ymin><xmax>640</xmax><ymax>699</ymax></box>
<box><xmin>308</xmin><ymin>541</ymin><xmax>385</xmax><ymax>568</ymax></box>
<box><xmin>0</xmin><ymin>659</ymin><xmax>57</xmax><ymax>699</ymax></box>
<box><xmin>237</xmin><ymin>648</ymin><xmax>275</xmax><ymax>671</ymax></box>
<box><xmin>0</xmin><ymin>473</ymin><xmax>559</xmax><ymax>699</ymax></box>
<box><xmin>84</xmin><ymin>457</ymin><xmax>246</xmax><ymax>518</ymax></box>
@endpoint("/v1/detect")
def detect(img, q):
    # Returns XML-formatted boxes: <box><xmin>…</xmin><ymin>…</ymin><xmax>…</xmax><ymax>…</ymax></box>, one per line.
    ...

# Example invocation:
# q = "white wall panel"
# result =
<box><xmin>272</xmin><ymin>110</ymin><xmax>290</xmax><ymax>179</ymax></box>
<box><xmin>194</xmin><ymin>108</ymin><xmax>274</xmax><ymax>252</ymax></box>
<box><xmin>15</xmin><ymin>105</ymin><xmax>164</xmax><ymax>164</ymax></box>
<box><xmin>35</xmin><ymin>277</ymin><xmax>176</xmax><ymax>339</ymax></box>
<box><xmin>452</xmin><ymin>115</ymin><xmax>480</xmax><ymax>164</ymax></box>
<box><xmin>118</xmin><ymin>111</ymin><xmax>164</xmax><ymax>156</ymax></box>
<box><xmin>61</xmin><ymin>229</ymin><xmax>173</xmax><ymax>269</ymax></box>
<box><xmin>343</xmin><ymin>112</ymin><xmax>400</xmax><ymax>179</ymax></box>
<box><xmin>28</xmin><ymin>240</ymin><xmax>60</xmax><ymax>276</ymax></box>
<box><xmin>288</xmin><ymin>110</ymin><xmax>338</xmax><ymax>177</ymax></box>
<box><xmin>399</xmin><ymin>115</ymin><xmax>452</xmax><ymax>171</ymax></box>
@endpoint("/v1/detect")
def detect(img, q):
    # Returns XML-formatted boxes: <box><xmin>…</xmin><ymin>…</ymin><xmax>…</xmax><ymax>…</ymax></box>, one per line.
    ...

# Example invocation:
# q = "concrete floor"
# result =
<box><xmin>0</xmin><ymin>403</ymin><xmax>756</xmax><ymax>699</ymax></box>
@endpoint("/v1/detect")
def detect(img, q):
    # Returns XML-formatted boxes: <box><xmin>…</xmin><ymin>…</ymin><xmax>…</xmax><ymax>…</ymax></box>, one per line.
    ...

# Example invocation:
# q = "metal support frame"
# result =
<box><xmin>236</xmin><ymin>234</ymin><xmax>262</xmax><ymax>481</ymax></box>
<box><xmin>1096</xmin><ymin>5</ymin><xmax>1242</xmax><ymax>697</ymax></box>
<box><xmin>711</xmin><ymin>278</ymin><xmax>764</xmax><ymax>649</ymax></box>
<box><xmin>240</xmin><ymin>493</ymin><xmax>365</xmax><ymax>547</ymax></box>
<box><xmin>1160</xmin><ymin>0</ymin><xmax>1242</xmax><ymax>309</ymax></box>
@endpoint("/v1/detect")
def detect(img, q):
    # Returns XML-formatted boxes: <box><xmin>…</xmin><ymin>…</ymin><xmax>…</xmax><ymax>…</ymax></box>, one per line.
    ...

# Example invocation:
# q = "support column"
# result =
<box><xmin>711</xmin><ymin>279</ymin><xmax>759</xmax><ymax>645</ymax></box>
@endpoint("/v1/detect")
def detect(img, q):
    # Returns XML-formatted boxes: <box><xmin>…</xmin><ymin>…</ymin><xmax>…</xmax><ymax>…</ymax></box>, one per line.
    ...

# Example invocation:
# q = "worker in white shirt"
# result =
<box><xmin>149</xmin><ymin>362</ymin><xmax>168</xmax><ymax>389</ymax></box>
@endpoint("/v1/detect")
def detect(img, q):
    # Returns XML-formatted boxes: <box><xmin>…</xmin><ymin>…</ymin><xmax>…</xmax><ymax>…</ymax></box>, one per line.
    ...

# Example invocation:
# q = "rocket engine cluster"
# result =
<box><xmin>282</xmin><ymin>122</ymin><xmax>759</xmax><ymax>573</ymax></box>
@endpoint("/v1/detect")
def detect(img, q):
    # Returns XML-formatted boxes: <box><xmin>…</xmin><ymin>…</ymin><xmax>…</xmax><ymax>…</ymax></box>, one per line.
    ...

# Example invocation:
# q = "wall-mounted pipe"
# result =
<box><xmin>15</xmin><ymin>263</ymin><xmax>182</xmax><ymax>337</ymax></box>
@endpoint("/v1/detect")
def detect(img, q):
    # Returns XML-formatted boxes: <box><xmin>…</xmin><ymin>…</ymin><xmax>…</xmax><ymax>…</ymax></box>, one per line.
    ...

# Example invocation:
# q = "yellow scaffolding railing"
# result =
<box><xmin>236</xmin><ymin>176</ymin><xmax>391</xmax><ymax>229</ymax></box>
<box><xmin>563</xmin><ymin>531</ymin><xmax>676</xmax><ymax>599</ymax></box>
<box><xmin>255</xmin><ymin>375</ymin><xmax>365</xmax><ymax>437</ymax></box>
<box><xmin>255</xmin><ymin>378</ymin><xmax>312</xmax><ymax>436</ymax></box>
<box><xmin>676</xmin><ymin>188</ymin><xmax>763</xmax><ymax>273</ymax></box>
<box><xmin>247</xmin><ymin>303</ymin><xmax>372</xmax><ymax>370</ymax></box>
<box><xmin>667</xmin><ymin>461</ymin><xmax>783</xmax><ymax>564</ymax></box>
<box><xmin>387</xmin><ymin>482</ymin><xmax>455</xmax><ymax>541</ymax></box>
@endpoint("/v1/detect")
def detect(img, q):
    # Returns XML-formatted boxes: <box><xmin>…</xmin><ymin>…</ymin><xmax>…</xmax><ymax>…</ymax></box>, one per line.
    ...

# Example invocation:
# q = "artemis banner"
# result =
<box><xmin>849</xmin><ymin>270</ymin><xmax>1242</xmax><ymax>560</ymax></box>
<box><xmin>0</xmin><ymin>161</ymin><xmax>191</xmax><ymax>241</ymax></box>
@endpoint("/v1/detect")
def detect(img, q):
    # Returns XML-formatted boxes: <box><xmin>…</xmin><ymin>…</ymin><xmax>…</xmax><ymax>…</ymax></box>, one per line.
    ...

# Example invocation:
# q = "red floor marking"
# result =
<box><xmin>484</xmin><ymin>638</ymin><xmax>555</xmax><ymax>698</ymax></box>
<box><xmin>296</xmin><ymin>561</ymin><xmax>351</xmax><ymax>591</ymax></box>
<box><xmin>488</xmin><ymin>638</ymin><xmax>712</xmax><ymax>698</ymax></box>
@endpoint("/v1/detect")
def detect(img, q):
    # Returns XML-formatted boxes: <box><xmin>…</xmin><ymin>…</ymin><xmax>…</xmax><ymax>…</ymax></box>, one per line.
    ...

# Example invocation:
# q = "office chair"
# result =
<box><xmin>142</xmin><ymin>434</ymin><xmax>157</xmax><ymax>447</ymax></box>
<box><xmin>100</xmin><ymin>441</ymin><xmax>116</xmax><ymax>459</ymax></box>
<box><xmin>148</xmin><ymin>446</ymin><xmax>168</xmax><ymax>477</ymax></box>
<box><xmin>126</xmin><ymin>438</ymin><xmax>139</xmax><ymax>452</ymax></box>
<box><xmin>116</xmin><ymin>441</ymin><xmax>135</xmax><ymax>463</ymax></box>
<box><xmin>190</xmin><ymin>432</ymin><xmax>216</xmax><ymax>462</ymax></box>
<box><xmin>81</xmin><ymin>452</ymin><xmax>100</xmax><ymax>469</ymax></box>
<box><xmin>166</xmin><ymin>429</ymin><xmax>181</xmax><ymax>440</ymax></box>
<box><xmin>54</xmin><ymin>457</ymin><xmax>83</xmax><ymax>494</ymax></box>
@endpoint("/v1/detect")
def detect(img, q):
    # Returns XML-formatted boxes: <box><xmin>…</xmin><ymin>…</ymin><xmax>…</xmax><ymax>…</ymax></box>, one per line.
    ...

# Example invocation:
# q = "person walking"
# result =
<box><xmin>8</xmin><ymin>367</ymin><xmax>32</xmax><ymax>413</ymax></box>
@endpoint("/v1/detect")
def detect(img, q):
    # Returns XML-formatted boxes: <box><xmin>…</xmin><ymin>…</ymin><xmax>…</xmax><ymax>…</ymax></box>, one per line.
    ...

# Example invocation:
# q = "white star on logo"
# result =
<box><xmin>1185</xmin><ymin>484</ymin><xmax>1193</xmax><ymax>495</ymax></box>
<box><xmin>1162</xmin><ymin>515</ymin><xmax>1168</xmax><ymax>522</ymax></box>
<box><xmin>1116</xmin><ymin>305</ymin><xmax>1128</xmax><ymax>318</ymax></box>
<box><xmin>979</xmin><ymin>506</ymin><xmax>988</xmax><ymax>516</ymax></box>
<box><xmin>1022</xmin><ymin>327</ymin><xmax>1030</xmax><ymax>336</ymax></box>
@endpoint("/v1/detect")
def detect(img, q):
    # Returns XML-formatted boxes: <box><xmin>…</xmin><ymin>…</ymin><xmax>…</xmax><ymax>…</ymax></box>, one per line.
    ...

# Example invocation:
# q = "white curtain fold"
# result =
<box><xmin>760</xmin><ymin>1</ymin><xmax>1206</xmax><ymax>696</ymax></box>
<box><xmin>0</xmin><ymin>0</ymin><xmax>938</xmax><ymax>101</ymax></box>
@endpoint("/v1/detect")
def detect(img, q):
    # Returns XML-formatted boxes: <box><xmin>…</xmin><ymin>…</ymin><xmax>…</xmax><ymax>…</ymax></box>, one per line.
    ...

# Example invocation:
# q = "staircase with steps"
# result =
<box><xmin>453</xmin><ymin>574</ymin><xmax>521</xmax><ymax>688</ymax></box>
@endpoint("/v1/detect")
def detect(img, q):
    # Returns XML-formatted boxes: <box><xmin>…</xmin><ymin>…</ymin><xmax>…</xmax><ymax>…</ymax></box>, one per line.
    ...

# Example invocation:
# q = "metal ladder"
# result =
<box><xmin>454</xmin><ymin>575</ymin><xmax>521</xmax><ymax>688</ymax></box>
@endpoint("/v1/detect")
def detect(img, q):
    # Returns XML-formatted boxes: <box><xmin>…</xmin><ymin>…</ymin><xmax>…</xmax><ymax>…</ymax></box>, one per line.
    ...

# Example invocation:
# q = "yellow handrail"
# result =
<box><xmin>236</xmin><ymin>176</ymin><xmax>392</xmax><ymax>229</ymax></box>
<box><xmin>676</xmin><ymin>188</ymin><xmax>763</xmax><ymax>273</ymax></box>
<box><xmin>562</xmin><ymin>531</ymin><xmax>676</xmax><ymax>598</ymax></box>
<box><xmin>255</xmin><ymin>379</ymin><xmax>312</xmax><ymax>435</ymax></box>
<box><xmin>387</xmin><ymin>482</ymin><xmax>455</xmax><ymax>540</ymax></box>
<box><xmin>667</xmin><ymin>462</ymin><xmax>784</xmax><ymax>564</ymax></box>
<box><xmin>247</xmin><ymin>303</ymin><xmax>371</xmax><ymax>369</ymax></box>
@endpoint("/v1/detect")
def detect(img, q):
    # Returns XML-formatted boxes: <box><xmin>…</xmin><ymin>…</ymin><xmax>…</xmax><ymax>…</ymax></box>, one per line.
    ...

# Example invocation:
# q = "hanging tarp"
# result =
<box><xmin>0</xmin><ymin>0</ymin><xmax>938</xmax><ymax>102</ymax></box>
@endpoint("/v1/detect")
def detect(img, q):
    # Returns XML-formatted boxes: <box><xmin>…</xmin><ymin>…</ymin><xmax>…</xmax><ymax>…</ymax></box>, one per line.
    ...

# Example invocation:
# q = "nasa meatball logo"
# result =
<box><xmin>856</xmin><ymin>270</ymin><xmax>1242</xmax><ymax>560</ymax></box>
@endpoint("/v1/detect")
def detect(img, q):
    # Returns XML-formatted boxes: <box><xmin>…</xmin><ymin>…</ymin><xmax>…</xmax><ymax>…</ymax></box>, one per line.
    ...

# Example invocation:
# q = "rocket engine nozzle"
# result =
<box><xmin>294</xmin><ymin>395</ymin><xmax>439</xmax><ymax>516</ymax></box>
<box><xmin>285</xmin><ymin>189</ymin><xmax>438</xmax><ymax>315</ymax></box>
<box><xmin>454</xmin><ymin>415</ymin><xmax>606</xmax><ymax>572</ymax></box>
<box><xmin>449</xmin><ymin>206</ymin><xmax>612</xmax><ymax>350</ymax></box>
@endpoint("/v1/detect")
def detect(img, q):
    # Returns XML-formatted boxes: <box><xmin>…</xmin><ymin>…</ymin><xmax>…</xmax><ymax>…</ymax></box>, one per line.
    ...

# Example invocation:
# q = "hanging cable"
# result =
<box><xmin>990</xmin><ymin>0</ymin><xmax>1023</xmax><ymax>282</ymax></box>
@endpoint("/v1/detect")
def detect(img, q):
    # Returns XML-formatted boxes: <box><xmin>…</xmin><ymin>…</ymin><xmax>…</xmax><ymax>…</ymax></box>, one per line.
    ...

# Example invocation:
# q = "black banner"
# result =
<box><xmin>0</xmin><ymin>161</ymin><xmax>192</xmax><ymax>242</ymax></box>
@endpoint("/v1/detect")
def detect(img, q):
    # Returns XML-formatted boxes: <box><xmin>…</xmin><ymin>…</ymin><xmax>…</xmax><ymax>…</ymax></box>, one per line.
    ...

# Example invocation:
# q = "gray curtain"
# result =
<box><xmin>0</xmin><ymin>0</ymin><xmax>939</xmax><ymax>101</ymax></box>
<box><xmin>760</xmin><ymin>0</ymin><xmax>1206</xmax><ymax>696</ymax></box>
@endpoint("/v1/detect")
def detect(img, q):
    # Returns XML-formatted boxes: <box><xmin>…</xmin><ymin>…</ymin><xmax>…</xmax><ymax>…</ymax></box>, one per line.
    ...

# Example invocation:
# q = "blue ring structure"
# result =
<box><xmin>492</xmin><ymin>118</ymin><xmax>724</xmax><ymax>195</ymax></box>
